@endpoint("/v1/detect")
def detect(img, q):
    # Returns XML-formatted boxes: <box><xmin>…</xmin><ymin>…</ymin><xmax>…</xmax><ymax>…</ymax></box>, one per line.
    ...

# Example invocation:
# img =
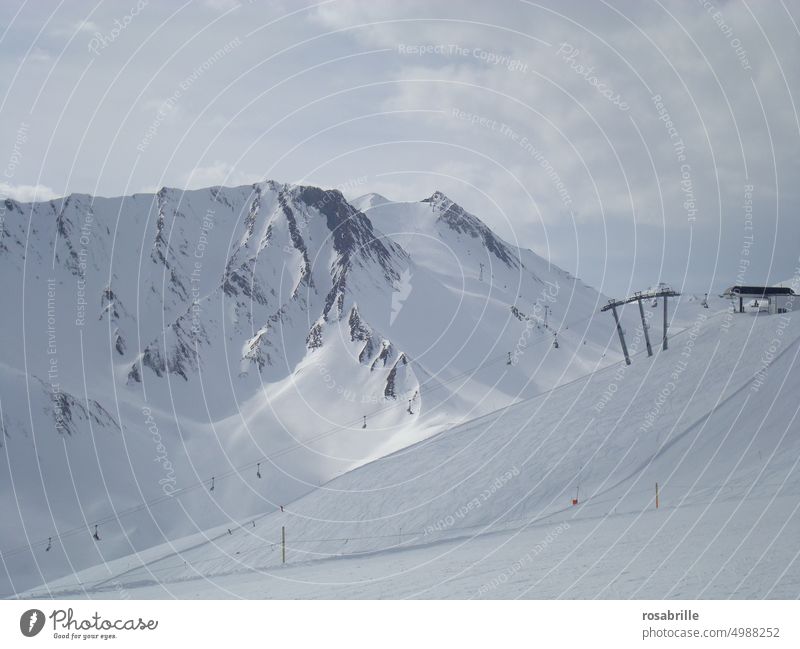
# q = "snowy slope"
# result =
<box><xmin>23</xmin><ymin>301</ymin><xmax>800</xmax><ymax>599</ymax></box>
<box><xmin>1</xmin><ymin>182</ymin><xmax>642</xmax><ymax>595</ymax></box>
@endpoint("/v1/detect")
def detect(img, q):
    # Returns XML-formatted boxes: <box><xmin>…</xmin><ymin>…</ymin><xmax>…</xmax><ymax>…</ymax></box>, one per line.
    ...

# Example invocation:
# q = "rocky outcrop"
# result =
<box><xmin>34</xmin><ymin>376</ymin><xmax>120</xmax><ymax>437</ymax></box>
<box><xmin>384</xmin><ymin>353</ymin><xmax>408</xmax><ymax>399</ymax></box>
<box><xmin>424</xmin><ymin>191</ymin><xmax>520</xmax><ymax>269</ymax></box>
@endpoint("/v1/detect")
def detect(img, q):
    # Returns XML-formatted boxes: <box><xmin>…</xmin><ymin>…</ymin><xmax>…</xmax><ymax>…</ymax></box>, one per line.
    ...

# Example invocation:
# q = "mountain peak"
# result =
<box><xmin>421</xmin><ymin>190</ymin><xmax>452</xmax><ymax>207</ymax></box>
<box><xmin>351</xmin><ymin>193</ymin><xmax>392</xmax><ymax>212</ymax></box>
<box><xmin>419</xmin><ymin>191</ymin><xmax>520</xmax><ymax>268</ymax></box>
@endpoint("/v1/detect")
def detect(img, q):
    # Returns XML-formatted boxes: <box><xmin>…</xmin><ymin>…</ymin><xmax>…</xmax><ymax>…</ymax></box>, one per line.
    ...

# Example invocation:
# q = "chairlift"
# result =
<box><xmin>210</xmin><ymin>476</ymin><xmax>215</xmax><ymax>492</ymax></box>
<box><xmin>506</xmin><ymin>351</ymin><xmax>512</xmax><ymax>365</ymax></box>
<box><xmin>256</xmin><ymin>462</ymin><xmax>261</xmax><ymax>479</ymax></box>
<box><xmin>407</xmin><ymin>399</ymin><xmax>414</xmax><ymax>415</ymax></box>
<box><xmin>45</xmin><ymin>537</ymin><xmax>52</xmax><ymax>552</ymax></box>
<box><xmin>553</xmin><ymin>334</ymin><xmax>559</xmax><ymax>349</ymax></box>
<box><xmin>362</xmin><ymin>415</ymin><xmax>367</xmax><ymax>429</ymax></box>
<box><xmin>93</xmin><ymin>525</ymin><xmax>101</xmax><ymax>542</ymax></box>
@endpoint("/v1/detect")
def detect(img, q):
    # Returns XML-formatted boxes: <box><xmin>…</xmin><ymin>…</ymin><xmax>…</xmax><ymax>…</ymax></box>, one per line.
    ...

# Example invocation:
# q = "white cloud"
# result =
<box><xmin>0</xmin><ymin>183</ymin><xmax>59</xmax><ymax>202</ymax></box>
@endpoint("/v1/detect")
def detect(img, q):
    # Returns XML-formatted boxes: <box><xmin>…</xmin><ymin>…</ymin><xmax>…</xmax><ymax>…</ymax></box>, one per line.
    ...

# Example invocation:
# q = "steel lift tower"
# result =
<box><xmin>601</xmin><ymin>286</ymin><xmax>680</xmax><ymax>365</ymax></box>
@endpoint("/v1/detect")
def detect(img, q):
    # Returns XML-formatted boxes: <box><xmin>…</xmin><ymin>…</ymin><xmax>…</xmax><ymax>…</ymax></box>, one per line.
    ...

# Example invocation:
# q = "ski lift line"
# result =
<box><xmin>0</xmin><ymin>348</ymin><xmax>513</xmax><ymax>560</ymax></box>
<box><xmin>0</xmin><ymin>309</ymin><xmax>721</xmax><ymax>562</ymax></box>
<box><xmin>405</xmin><ymin>304</ymin><xmax>606</xmax><ymax>388</ymax></box>
<box><xmin>22</xmin><ymin>537</ymin><xmax>413</xmax><ymax>596</ymax></box>
<box><xmin>19</xmin><ymin>483</ymin><xmax>642</xmax><ymax>595</ymax></box>
<box><xmin>33</xmin><ymin>518</ymin><xmax>527</xmax><ymax>595</ymax></box>
<box><xmin>0</xmin><ymin>351</ymin><xmax>602</xmax><ymax>563</ymax></box>
<box><xmin>42</xmin><ymin>523</ymin><xmax>430</xmax><ymax>592</ymax></box>
<box><xmin>0</xmin><ymin>353</ymin><xmax>483</xmax><ymax>557</ymax></box>
<box><xmin>26</xmin><ymin>465</ymin><xmax>780</xmax><ymax>596</ymax></box>
<box><xmin>114</xmin><ymin>503</ymin><xmax>589</xmax><ymax>583</ymax></box>
<box><xmin>399</xmin><ymin>305</ymin><xmax>597</xmax><ymax>393</ymax></box>
<box><xmin>27</xmin><ymin>474</ymin><xmax>733</xmax><ymax>597</ymax></box>
<box><xmin>10</xmin><ymin>301</ymin><xmax>685</xmax><ymax>563</ymax></box>
<box><xmin>398</xmin><ymin>303</ymin><xmax>619</xmax><ymax>399</ymax></box>
<box><xmin>78</xmin><ymin>470</ymin><xmax>796</xmax><ymax>596</ymax></box>
<box><xmin>83</xmin><ymin>521</ymin><xmax>259</xmax><ymax>593</ymax></box>
<box><xmin>0</xmin><ymin>331</ymin><xmax>618</xmax><ymax>562</ymax></box>
<box><xmin>172</xmin><ymin>472</ymin><xmax>763</xmax><ymax>565</ymax></box>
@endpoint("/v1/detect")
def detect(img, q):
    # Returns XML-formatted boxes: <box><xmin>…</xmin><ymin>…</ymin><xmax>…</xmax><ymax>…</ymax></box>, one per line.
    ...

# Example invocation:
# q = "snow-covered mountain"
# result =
<box><xmin>21</xmin><ymin>298</ymin><xmax>800</xmax><ymax>599</ymax></box>
<box><xmin>0</xmin><ymin>180</ymin><xmax>644</xmax><ymax>595</ymax></box>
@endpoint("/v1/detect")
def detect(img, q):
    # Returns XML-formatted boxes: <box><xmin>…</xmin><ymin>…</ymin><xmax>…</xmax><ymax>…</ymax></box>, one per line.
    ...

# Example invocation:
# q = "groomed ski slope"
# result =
<box><xmin>23</xmin><ymin>304</ymin><xmax>800</xmax><ymax>598</ymax></box>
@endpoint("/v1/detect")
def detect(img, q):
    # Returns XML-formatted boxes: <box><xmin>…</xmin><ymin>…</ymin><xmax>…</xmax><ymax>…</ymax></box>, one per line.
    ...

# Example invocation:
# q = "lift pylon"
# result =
<box><xmin>601</xmin><ymin>286</ymin><xmax>680</xmax><ymax>363</ymax></box>
<box><xmin>634</xmin><ymin>292</ymin><xmax>653</xmax><ymax>357</ymax></box>
<box><xmin>602</xmin><ymin>299</ymin><xmax>631</xmax><ymax>366</ymax></box>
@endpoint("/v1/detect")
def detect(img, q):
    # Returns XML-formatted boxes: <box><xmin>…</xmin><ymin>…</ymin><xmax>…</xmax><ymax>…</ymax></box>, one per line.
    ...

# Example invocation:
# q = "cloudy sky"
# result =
<box><xmin>1</xmin><ymin>0</ymin><xmax>798</xmax><ymax>295</ymax></box>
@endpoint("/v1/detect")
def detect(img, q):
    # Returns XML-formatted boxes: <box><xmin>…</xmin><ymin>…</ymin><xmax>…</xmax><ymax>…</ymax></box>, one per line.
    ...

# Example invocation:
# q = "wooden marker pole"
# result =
<box><xmin>655</xmin><ymin>482</ymin><xmax>659</xmax><ymax>509</ymax></box>
<box><xmin>281</xmin><ymin>526</ymin><xmax>286</xmax><ymax>564</ymax></box>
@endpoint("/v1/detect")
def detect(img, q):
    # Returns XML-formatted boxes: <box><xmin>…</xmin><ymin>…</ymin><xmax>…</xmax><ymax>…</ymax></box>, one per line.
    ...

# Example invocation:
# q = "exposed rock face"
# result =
<box><xmin>2</xmin><ymin>179</ymin><xmax>608</xmax><ymax>444</ymax></box>
<box><xmin>34</xmin><ymin>377</ymin><xmax>120</xmax><ymax>437</ymax></box>
<box><xmin>306</xmin><ymin>321</ymin><xmax>324</xmax><ymax>350</ymax></box>
<box><xmin>423</xmin><ymin>191</ymin><xmax>520</xmax><ymax>269</ymax></box>
<box><xmin>370</xmin><ymin>341</ymin><xmax>395</xmax><ymax>371</ymax></box>
<box><xmin>348</xmin><ymin>305</ymin><xmax>377</xmax><ymax>364</ymax></box>
<box><xmin>384</xmin><ymin>353</ymin><xmax>408</xmax><ymax>399</ymax></box>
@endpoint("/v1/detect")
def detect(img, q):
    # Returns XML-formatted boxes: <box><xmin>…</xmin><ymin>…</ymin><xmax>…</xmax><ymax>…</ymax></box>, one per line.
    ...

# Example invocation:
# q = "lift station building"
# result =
<box><xmin>722</xmin><ymin>285</ymin><xmax>797</xmax><ymax>314</ymax></box>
